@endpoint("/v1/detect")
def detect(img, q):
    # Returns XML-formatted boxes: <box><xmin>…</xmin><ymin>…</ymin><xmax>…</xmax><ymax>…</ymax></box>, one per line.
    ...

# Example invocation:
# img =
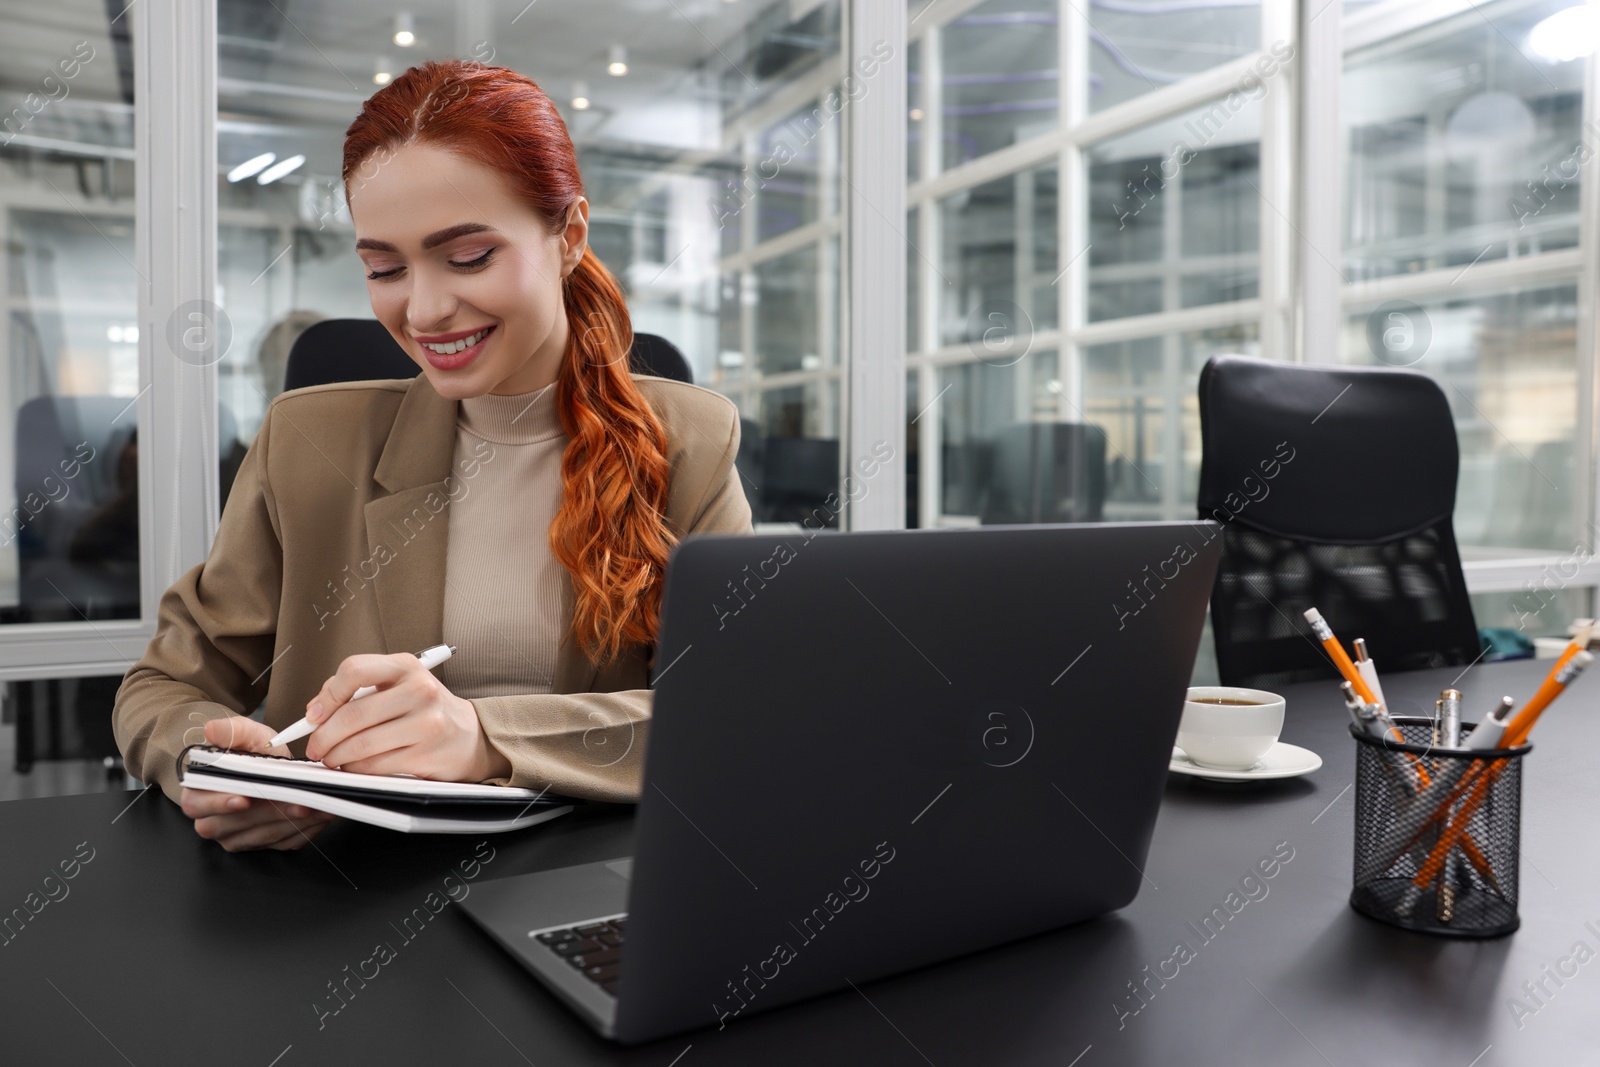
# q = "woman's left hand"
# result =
<box><xmin>302</xmin><ymin>653</ymin><xmax>499</xmax><ymax>781</ymax></box>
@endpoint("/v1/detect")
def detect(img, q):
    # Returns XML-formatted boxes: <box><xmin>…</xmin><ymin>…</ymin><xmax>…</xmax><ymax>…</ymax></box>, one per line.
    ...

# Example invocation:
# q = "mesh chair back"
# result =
<box><xmin>1197</xmin><ymin>355</ymin><xmax>1480</xmax><ymax>690</ymax></box>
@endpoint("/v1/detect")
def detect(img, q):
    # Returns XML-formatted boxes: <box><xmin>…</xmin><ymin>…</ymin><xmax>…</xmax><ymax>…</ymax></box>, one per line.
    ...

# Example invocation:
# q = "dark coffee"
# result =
<box><xmin>1191</xmin><ymin>697</ymin><xmax>1264</xmax><ymax>706</ymax></box>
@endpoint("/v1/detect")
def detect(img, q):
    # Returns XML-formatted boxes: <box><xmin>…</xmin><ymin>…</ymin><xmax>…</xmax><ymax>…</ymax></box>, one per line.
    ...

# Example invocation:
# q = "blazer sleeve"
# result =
<box><xmin>469</xmin><ymin>410</ymin><xmax>753</xmax><ymax>803</ymax></box>
<box><xmin>112</xmin><ymin>407</ymin><xmax>283</xmax><ymax>805</ymax></box>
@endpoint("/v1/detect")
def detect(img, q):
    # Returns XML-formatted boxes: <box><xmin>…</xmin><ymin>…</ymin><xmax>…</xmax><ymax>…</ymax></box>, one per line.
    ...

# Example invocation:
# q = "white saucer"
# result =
<box><xmin>1169</xmin><ymin>741</ymin><xmax>1322</xmax><ymax>782</ymax></box>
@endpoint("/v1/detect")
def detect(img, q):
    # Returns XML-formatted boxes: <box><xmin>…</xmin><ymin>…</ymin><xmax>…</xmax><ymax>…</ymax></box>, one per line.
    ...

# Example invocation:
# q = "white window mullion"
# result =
<box><xmin>1578</xmin><ymin>33</ymin><xmax>1600</xmax><ymax>614</ymax></box>
<box><xmin>1297</xmin><ymin>0</ymin><xmax>1342</xmax><ymax>364</ymax></box>
<box><xmin>1259</xmin><ymin>0</ymin><xmax>1297</xmax><ymax>362</ymax></box>
<box><xmin>1059</xmin><ymin>0</ymin><xmax>1087</xmax><ymax>421</ymax></box>
<box><xmin>845</xmin><ymin>0</ymin><xmax>907</xmax><ymax>530</ymax></box>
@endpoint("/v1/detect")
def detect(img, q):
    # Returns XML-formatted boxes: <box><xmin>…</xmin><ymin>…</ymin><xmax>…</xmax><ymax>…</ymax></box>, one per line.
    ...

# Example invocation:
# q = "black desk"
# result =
<box><xmin>2</xmin><ymin>658</ymin><xmax>1595</xmax><ymax>1065</ymax></box>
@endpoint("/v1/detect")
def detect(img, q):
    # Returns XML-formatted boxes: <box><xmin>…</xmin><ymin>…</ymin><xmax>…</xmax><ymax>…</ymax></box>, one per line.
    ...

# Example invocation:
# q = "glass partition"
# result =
<box><xmin>1342</xmin><ymin>0</ymin><xmax>1588</xmax><ymax>556</ymax></box>
<box><xmin>0</xmin><ymin>4</ymin><xmax>142</xmax><ymax>788</ymax></box>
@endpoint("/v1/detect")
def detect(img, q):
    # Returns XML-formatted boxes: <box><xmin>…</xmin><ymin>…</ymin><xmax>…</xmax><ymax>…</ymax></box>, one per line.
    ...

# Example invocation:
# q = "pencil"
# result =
<box><xmin>1408</xmin><ymin>650</ymin><xmax>1594</xmax><ymax>900</ymax></box>
<box><xmin>1304</xmin><ymin>608</ymin><xmax>1377</xmax><ymax>705</ymax></box>
<box><xmin>1306</xmin><ymin>607</ymin><xmax>1427</xmax><ymax>784</ymax></box>
<box><xmin>1503</xmin><ymin>647</ymin><xmax>1594</xmax><ymax>747</ymax></box>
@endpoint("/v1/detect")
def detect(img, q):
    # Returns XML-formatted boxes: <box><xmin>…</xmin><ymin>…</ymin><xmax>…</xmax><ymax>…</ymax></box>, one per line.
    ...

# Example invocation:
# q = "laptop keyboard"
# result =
<box><xmin>534</xmin><ymin>916</ymin><xmax>628</xmax><ymax>997</ymax></box>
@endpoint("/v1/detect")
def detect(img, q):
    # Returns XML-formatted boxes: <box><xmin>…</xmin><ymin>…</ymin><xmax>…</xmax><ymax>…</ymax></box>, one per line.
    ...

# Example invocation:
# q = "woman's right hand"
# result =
<box><xmin>178</xmin><ymin>715</ymin><xmax>339</xmax><ymax>852</ymax></box>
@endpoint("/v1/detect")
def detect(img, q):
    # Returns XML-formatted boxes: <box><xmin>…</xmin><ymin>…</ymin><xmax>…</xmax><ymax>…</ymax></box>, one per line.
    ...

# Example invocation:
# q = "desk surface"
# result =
<box><xmin>1</xmin><ymin>657</ymin><xmax>1595</xmax><ymax>1066</ymax></box>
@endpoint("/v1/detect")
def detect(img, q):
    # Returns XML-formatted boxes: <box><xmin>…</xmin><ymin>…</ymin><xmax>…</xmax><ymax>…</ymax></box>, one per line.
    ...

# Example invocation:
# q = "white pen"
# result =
<box><xmin>265</xmin><ymin>644</ymin><xmax>457</xmax><ymax>748</ymax></box>
<box><xmin>1339</xmin><ymin>681</ymin><xmax>1387</xmax><ymax>740</ymax></box>
<box><xmin>1353</xmin><ymin>638</ymin><xmax>1388</xmax><ymax>712</ymax></box>
<box><xmin>1341</xmin><ymin>681</ymin><xmax>1422</xmax><ymax>795</ymax></box>
<box><xmin>1460</xmin><ymin>697</ymin><xmax>1515</xmax><ymax>750</ymax></box>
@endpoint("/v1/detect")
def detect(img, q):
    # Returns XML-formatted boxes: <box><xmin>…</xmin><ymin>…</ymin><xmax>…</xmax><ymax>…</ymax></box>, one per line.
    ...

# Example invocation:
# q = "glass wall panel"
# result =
<box><xmin>906</xmin><ymin>206</ymin><xmax>920</xmax><ymax>353</ymax></box>
<box><xmin>0</xmin><ymin>7</ymin><xmax>141</xmax><ymax>784</ymax></box>
<box><xmin>753</xmin><ymin>245</ymin><xmax>820</xmax><ymax>377</ymax></box>
<box><xmin>1083</xmin><ymin>323</ymin><xmax>1261</xmax><ymax>521</ymax></box>
<box><xmin>907</xmin><ymin>37</ymin><xmax>923</xmax><ymax>184</ymax></box>
<box><xmin>753</xmin><ymin>379</ymin><xmax>841</xmax><ymax>527</ymax></box>
<box><xmin>756</xmin><ymin>104</ymin><xmax>828</xmax><ymax>242</ymax></box>
<box><xmin>938</xmin><ymin>165</ymin><xmax>1058</xmax><ymax>348</ymax></box>
<box><xmin>1089</xmin><ymin>0</ymin><xmax>1261</xmax><ymax>114</ymax></box>
<box><xmin>1343</xmin><ymin>0</ymin><xmax>1585</xmax><ymax>282</ymax></box>
<box><xmin>935</xmin><ymin>350</ymin><xmax>1060</xmax><ymax>523</ymax></box>
<box><xmin>1340</xmin><ymin>284</ymin><xmax>1579</xmax><ymax>553</ymax></box>
<box><xmin>940</xmin><ymin>0</ymin><xmax>1058</xmax><ymax>170</ymax></box>
<box><xmin>1087</xmin><ymin>96</ymin><xmax>1261</xmax><ymax>322</ymax></box>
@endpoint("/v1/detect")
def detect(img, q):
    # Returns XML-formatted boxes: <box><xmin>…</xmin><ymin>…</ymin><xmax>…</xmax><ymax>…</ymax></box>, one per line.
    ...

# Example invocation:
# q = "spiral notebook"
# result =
<box><xmin>176</xmin><ymin>744</ymin><xmax>578</xmax><ymax>834</ymax></box>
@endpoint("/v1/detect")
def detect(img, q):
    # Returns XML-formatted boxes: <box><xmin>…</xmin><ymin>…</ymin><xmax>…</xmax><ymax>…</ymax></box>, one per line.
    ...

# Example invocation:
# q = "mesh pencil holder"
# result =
<box><xmin>1349</xmin><ymin>716</ymin><xmax>1530</xmax><ymax>939</ymax></box>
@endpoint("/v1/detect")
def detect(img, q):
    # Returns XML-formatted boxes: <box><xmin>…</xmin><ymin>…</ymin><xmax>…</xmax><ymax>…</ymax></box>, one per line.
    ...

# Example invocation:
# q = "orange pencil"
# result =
<box><xmin>1504</xmin><ymin>624</ymin><xmax>1593</xmax><ymax>745</ymax></box>
<box><xmin>1307</xmin><ymin>607</ymin><xmax>1427</xmax><ymax>785</ymax></box>
<box><xmin>1406</xmin><ymin>650</ymin><xmax>1594</xmax><ymax>908</ymax></box>
<box><xmin>1304</xmin><ymin>608</ymin><xmax>1378</xmax><ymax>705</ymax></box>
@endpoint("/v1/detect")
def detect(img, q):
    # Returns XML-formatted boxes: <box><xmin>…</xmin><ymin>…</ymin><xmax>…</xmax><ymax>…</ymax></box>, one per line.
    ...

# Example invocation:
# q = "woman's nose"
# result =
<box><xmin>407</xmin><ymin>273</ymin><xmax>459</xmax><ymax>333</ymax></box>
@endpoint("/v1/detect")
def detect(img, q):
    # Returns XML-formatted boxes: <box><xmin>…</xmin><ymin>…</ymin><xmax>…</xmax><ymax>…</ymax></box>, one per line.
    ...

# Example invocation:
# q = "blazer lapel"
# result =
<box><xmin>364</xmin><ymin>375</ymin><xmax>456</xmax><ymax>658</ymax></box>
<box><xmin>364</xmin><ymin>373</ymin><xmax>601</xmax><ymax>694</ymax></box>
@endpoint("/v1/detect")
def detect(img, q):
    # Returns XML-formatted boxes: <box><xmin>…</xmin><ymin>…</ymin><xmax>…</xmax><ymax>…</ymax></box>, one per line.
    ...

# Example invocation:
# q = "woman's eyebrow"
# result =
<box><xmin>355</xmin><ymin>222</ymin><xmax>495</xmax><ymax>253</ymax></box>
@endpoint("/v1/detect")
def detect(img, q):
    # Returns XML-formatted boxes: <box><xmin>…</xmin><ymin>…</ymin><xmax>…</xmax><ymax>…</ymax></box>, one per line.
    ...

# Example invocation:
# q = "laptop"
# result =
<box><xmin>459</xmin><ymin>520</ymin><xmax>1222</xmax><ymax>1044</ymax></box>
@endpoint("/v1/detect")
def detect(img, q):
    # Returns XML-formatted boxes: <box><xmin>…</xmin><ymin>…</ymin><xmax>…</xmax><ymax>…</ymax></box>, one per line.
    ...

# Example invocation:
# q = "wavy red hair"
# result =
<box><xmin>342</xmin><ymin>59</ymin><xmax>677</xmax><ymax>668</ymax></box>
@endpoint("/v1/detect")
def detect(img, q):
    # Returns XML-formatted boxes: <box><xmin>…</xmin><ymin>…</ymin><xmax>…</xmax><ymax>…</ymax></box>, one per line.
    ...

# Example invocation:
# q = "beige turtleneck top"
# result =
<box><xmin>433</xmin><ymin>380</ymin><xmax>571</xmax><ymax>702</ymax></box>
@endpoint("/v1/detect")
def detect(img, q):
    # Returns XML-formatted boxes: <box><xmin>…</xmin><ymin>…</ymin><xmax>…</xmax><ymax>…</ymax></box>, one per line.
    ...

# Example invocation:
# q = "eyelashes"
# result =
<box><xmin>365</xmin><ymin>247</ymin><xmax>497</xmax><ymax>281</ymax></box>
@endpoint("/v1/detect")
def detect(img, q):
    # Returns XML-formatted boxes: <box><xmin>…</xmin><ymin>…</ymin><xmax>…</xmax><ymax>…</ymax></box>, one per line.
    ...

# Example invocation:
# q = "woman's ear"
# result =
<box><xmin>560</xmin><ymin>197</ymin><xmax>590</xmax><ymax>277</ymax></box>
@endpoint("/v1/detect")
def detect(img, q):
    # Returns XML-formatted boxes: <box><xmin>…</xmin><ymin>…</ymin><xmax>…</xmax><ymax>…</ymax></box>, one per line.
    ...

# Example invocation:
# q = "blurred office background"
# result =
<box><xmin>0</xmin><ymin>0</ymin><xmax>1595</xmax><ymax>798</ymax></box>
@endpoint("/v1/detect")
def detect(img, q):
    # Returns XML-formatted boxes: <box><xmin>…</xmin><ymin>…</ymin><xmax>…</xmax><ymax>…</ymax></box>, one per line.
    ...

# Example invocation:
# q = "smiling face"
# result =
<box><xmin>348</xmin><ymin>141</ymin><xmax>589</xmax><ymax>399</ymax></box>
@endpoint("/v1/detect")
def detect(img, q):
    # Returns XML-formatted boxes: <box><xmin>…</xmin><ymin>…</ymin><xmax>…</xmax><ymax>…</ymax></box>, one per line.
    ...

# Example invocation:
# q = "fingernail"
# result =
<box><xmin>229</xmin><ymin>797</ymin><xmax>247</xmax><ymax>809</ymax></box>
<box><xmin>308</xmin><ymin>701</ymin><xmax>323</xmax><ymax>723</ymax></box>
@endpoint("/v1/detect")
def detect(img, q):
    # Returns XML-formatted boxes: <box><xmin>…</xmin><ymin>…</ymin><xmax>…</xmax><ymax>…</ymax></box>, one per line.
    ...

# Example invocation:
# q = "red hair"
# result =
<box><xmin>342</xmin><ymin>60</ymin><xmax>677</xmax><ymax>668</ymax></box>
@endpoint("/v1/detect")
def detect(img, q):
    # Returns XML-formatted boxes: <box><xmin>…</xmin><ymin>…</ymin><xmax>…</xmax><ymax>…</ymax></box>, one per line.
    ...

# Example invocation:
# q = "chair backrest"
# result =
<box><xmin>629</xmin><ymin>332</ymin><xmax>694</xmax><ymax>384</ymax></box>
<box><xmin>1197</xmin><ymin>355</ymin><xmax>1480</xmax><ymax>690</ymax></box>
<box><xmin>283</xmin><ymin>318</ymin><xmax>693</xmax><ymax>391</ymax></box>
<box><xmin>978</xmin><ymin>421</ymin><xmax>1107</xmax><ymax>524</ymax></box>
<box><xmin>283</xmin><ymin>319</ymin><xmax>413</xmax><ymax>390</ymax></box>
<box><xmin>760</xmin><ymin>437</ymin><xmax>839</xmax><ymax>526</ymax></box>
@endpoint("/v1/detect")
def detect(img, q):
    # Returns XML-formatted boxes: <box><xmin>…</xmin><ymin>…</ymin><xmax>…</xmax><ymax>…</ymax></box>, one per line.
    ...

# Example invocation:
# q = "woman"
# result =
<box><xmin>113</xmin><ymin>60</ymin><xmax>752</xmax><ymax>852</ymax></box>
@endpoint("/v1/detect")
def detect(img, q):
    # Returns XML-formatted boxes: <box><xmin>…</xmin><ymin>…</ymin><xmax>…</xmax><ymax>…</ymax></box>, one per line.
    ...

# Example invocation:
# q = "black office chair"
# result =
<box><xmin>283</xmin><ymin>318</ymin><xmax>693</xmax><ymax>391</ymax></box>
<box><xmin>1197</xmin><ymin>355</ymin><xmax>1480</xmax><ymax>691</ymax></box>
<box><xmin>759</xmin><ymin>437</ymin><xmax>840</xmax><ymax>526</ymax></box>
<box><xmin>978</xmin><ymin>421</ymin><xmax>1107</xmax><ymax>524</ymax></box>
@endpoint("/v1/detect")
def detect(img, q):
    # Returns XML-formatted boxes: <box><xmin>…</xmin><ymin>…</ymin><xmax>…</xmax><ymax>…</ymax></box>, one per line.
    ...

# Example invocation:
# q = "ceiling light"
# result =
<box><xmin>908</xmin><ymin>108</ymin><xmax>924</xmax><ymax>121</ymax></box>
<box><xmin>1529</xmin><ymin>6</ymin><xmax>1596</xmax><ymax>61</ymax></box>
<box><xmin>572</xmin><ymin>81</ymin><xmax>591</xmax><ymax>110</ymax></box>
<box><xmin>227</xmin><ymin>152</ymin><xmax>276</xmax><ymax>182</ymax></box>
<box><xmin>107</xmin><ymin>324</ymin><xmax>124</xmax><ymax>343</ymax></box>
<box><xmin>256</xmin><ymin>154</ymin><xmax>306</xmax><ymax>185</ymax></box>
<box><xmin>608</xmin><ymin>44</ymin><xmax>628</xmax><ymax>76</ymax></box>
<box><xmin>394</xmin><ymin>13</ymin><xmax>415</xmax><ymax>47</ymax></box>
<box><xmin>374</xmin><ymin>56</ymin><xmax>393</xmax><ymax>85</ymax></box>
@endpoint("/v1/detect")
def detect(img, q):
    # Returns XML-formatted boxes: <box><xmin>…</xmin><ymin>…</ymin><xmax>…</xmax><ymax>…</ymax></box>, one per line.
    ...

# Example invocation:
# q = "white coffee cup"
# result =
<box><xmin>1176</xmin><ymin>686</ymin><xmax>1286</xmax><ymax>771</ymax></box>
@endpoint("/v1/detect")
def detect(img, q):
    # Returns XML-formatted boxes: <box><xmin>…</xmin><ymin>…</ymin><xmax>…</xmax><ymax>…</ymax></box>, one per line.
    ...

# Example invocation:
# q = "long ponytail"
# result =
<box><xmin>551</xmin><ymin>246</ymin><xmax>678</xmax><ymax>665</ymax></box>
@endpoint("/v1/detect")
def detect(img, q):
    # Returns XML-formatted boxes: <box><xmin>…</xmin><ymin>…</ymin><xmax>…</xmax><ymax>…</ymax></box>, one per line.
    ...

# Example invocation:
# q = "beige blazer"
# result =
<box><xmin>113</xmin><ymin>371</ymin><xmax>752</xmax><ymax>807</ymax></box>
